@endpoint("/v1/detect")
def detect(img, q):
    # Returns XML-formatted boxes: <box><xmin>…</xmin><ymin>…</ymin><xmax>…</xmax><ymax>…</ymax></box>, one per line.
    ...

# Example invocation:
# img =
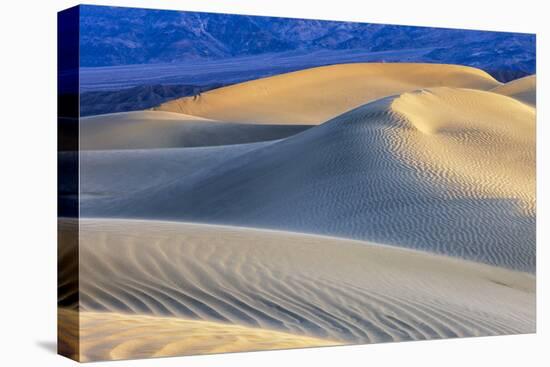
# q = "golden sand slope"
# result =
<box><xmin>155</xmin><ymin>63</ymin><xmax>500</xmax><ymax>124</ymax></box>
<box><xmin>491</xmin><ymin>75</ymin><xmax>536</xmax><ymax>106</ymax></box>
<box><xmin>58</xmin><ymin>309</ymin><xmax>338</xmax><ymax>362</ymax></box>
<box><xmin>59</xmin><ymin>218</ymin><xmax>534</xmax><ymax>361</ymax></box>
<box><xmin>391</xmin><ymin>87</ymin><xmax>535</xmax><ymax>215</ymax></box>
<box><xmin>80</xmin><ymin>111</ymin><xmax>309</xmax><ymax>150</ymax></box>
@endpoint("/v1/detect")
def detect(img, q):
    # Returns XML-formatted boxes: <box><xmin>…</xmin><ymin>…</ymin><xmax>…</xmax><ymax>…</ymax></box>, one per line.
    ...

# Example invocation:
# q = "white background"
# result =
<box><xmin>0</xmin><ymin>0</ymin><xmax>547</xmax><ymax>365</ymax></box>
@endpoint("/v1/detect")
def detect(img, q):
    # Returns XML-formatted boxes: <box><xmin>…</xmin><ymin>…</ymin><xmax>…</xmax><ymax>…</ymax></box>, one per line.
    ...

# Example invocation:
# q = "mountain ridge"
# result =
<box><xmin>79</xmin><ymin>5</ymin><xmax>535</xmax><ymax>82</ymax></box>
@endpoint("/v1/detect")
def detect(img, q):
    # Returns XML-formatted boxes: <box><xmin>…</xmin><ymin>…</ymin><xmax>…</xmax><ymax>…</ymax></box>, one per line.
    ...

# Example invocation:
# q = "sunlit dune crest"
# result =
<box><xmin>155</xmin><ymin>63</ymin><xmax>501</xmax><ymax>124</ymax></box>
<box><xmin>390</xmin><ymin>87</ymin><xmax>535</xmax><ymax>215</ymax></box>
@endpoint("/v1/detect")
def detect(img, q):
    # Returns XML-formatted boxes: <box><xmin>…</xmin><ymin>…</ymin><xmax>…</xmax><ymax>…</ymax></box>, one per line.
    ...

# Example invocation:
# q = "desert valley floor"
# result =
<box><xmin>59</xmin><ymin>63</ymin><xmax>536</xmax><ymax>361</ymax></box>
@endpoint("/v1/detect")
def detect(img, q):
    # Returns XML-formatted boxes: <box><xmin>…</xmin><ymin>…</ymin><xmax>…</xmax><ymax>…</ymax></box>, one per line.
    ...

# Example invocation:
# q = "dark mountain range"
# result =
<box><xmin>74</xmin><ymin>5</ymin><xmax>536</xmax><ymax>116</ymax></box>
<box><xmin>79</xmin><ymin>5</ymin><xmax>535</xmax><ymax>81</ymax></box>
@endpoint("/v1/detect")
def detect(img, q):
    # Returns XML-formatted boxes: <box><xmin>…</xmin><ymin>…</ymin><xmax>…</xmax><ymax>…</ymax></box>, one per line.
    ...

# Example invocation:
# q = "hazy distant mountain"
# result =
<box><xmin>79</xmin><ymin>5</ymin><xmax>535</xmax><ymax>81</ymax></box>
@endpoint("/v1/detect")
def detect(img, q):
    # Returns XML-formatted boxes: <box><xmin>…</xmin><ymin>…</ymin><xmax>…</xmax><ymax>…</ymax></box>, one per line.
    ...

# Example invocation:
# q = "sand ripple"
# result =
<box><xmin>58</xmin><ymin>309</ymin><xmax>338</xmax><ymax>361</ymax></box>
<box><xmin>59</xmin><ymin>219</ymin><xmax>535</xmax><ymax>353</ymax></box>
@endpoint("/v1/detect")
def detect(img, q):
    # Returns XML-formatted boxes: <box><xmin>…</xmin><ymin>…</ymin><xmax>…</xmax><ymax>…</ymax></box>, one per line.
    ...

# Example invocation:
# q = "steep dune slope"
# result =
<box><xmin>81</xmin><ymin>87</ymin><xmax>535</xmax><ymax>271</ymax></box>
<box><xmin>491</xmin><ymin>75</ymin><xmax>536</xmax><ymax>106</ymax></box>
<box><xmin>80</xmin><ymin>111</ymin><xmax>309</xmax><ymax>150</ymax></box>
<box><xmin>155</xmin><ymin>63</ymin><xmax>500</xmax><ymax>124</ymax></box>
<box><xmin>59</xmin><ymin>219</ymin><xmax>535</xmax><ymax>356</ymax></box>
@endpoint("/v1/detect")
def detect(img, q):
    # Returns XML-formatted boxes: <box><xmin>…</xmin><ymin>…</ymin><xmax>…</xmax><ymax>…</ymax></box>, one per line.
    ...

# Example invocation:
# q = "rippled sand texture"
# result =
<box><xmin>58</xmin><ymin>309</ymin><xmax>339</xmax><ymax>361</ymax></box>
<box><xmin>69</xmin><ymin>63</ymin><xmax>536</xmax><ymax>361</ymax></box>
<box><xmin>58</xmin><ymin>219</ymin><xmax>534</xmax><ymax>361</ymax></box>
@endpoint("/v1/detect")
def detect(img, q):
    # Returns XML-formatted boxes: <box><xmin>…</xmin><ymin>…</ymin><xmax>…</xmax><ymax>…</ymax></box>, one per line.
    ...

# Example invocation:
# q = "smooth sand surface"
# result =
<box><xmin>491</xmin><ymin>75</ymin><xmax>536</xmax><ymax>106</ymax></box>
<box><xmin>155</xmin><ymin>63</ymin><xmax>501</xmax><ymax>124</ymax></box>
<box><xmin>58</xmin><ymin>218</ymin><xmax>534</xmax><ymax>360</ymax></box>
<box><xmin>82</xmin><ymin>87</ymin><xmax>535</xmax><ymax>272</ymax></box>
<box><xmin>80</xmin><ymin>110</ymin><xmax>309</xmax><ymax>150</ymax></box>
<box><xmin>77</xmin><ymin>141</ymin><xmax>275</xmax><ymax>201</ymax></box>
<box><xmin>58</xmin><ymin>309</ymin><xmax>338</xmax><ymax>362</ymax></box>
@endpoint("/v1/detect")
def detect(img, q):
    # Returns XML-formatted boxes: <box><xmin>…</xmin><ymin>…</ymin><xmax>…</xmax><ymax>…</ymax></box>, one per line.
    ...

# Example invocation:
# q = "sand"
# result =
<box><xmin>391</xmin><ymin>87</ymin><xmax>535</xmax><ymax>215</ymax></box>
<box><xmin>65</xmin><ymin>63</ymin><xmax>536</xmax><ymax>361</ymax></box>
<box><xmin>491</xmin><ymin>75</ymin><xmax>536</xmax><ymax>106</ymax></box>
<box><xmin>58</xmin><ymin>218</ymin><xmax>534</xmax><ymax>362</ymax></box>
<box><xmin>81</xmin><ymin>87</ymin><xmax>535</xmax><ymax>272</ymax></box>
<box><xmin>155</xmin><ymin>63</ymin><xmax>501</xmax><ymax>124</ymax></box>
<box><xmin>58</xmin><ymin>309</ymin><xmax>338</xmax><ymax>362</ymax></box>
<box><xmin>80</xmin><ymin>110</ymin><xmax>309</xmax><ymax>150</ymax></box>
<box><xmin>76</xmin><ymin>141</ymin><xmax>275</xmax><ymax>202</ymax></box>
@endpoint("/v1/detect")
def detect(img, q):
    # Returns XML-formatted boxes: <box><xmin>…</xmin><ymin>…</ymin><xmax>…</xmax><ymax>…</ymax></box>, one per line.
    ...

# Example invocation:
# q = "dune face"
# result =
<box><xmin>80</xmin><ymin>111</ymin><xmax>309</xmax><ymax>150</ymax></box>
<box><xmin>58</xmin><ymin>219</ymin><xmax>534</xmax><ymax>361</ymax></box>
<box><xmin>81</xmin><ymin>87</ymin><xmax>535</xmax><ymax>272</ymax></box>
<box><xmin>491</xmin><ymin>75</ymin><xmax>536</xmax><ymax>106</ymax></box>
<box><xmin>155</xmin><ymin>63</ymin><xmax>501</xmax><ymax>124</ymax></box>
<box><xmin>391</xmin><ymin>88</ymin><xmax>535</xmax><ymax>215</ymax></box>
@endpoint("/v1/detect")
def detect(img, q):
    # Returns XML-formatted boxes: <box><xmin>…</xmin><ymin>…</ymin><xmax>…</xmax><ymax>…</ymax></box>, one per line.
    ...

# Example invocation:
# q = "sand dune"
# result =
<box><xmin>155</xmin><ymin>63</ymin><xmax>501</xmax><ymax>124</ymax></box>
<box><xmin>491</xmin><ymin>75</ymin><xmax>536</xmax><ymax>106</ymax></box>
<box><xmin>82</xmin><ymin>87</ymin><xmax>535</xmax><ymax>272</ymax></box>
<box><xmin>65</xmin><ymin>62</ymin><xmax>536</xmax><ymax>362</ymax></box>
<box><xmin>58</xmin><ymin>309</ymin><xmax>338</xmax><ymax>362</ymax></box>
<box><xmin>80</xmin><ymin>111</ymin><xmax>309</xmax><ymax>150</ymax></box>
<box><xmin>58</xmin><ymin>218</ymin><xmax>534</xmax><ymax>360</ymax></box>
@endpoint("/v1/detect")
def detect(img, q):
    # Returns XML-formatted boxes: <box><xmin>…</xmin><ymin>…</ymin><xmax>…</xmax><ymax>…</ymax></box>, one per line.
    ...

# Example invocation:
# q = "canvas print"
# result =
<box><xmin>58</xmin><ymin>5</ymin><xmax>536</xmax><ymax>362</ymax></box>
